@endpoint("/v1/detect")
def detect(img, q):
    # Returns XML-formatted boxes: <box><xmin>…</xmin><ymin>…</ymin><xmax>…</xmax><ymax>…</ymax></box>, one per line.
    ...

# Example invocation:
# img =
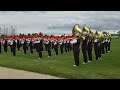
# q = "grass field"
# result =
<box><xmin>0</xmin><ymin>38</ymin><xmax>120</xmax><ymax>79</ymax></box>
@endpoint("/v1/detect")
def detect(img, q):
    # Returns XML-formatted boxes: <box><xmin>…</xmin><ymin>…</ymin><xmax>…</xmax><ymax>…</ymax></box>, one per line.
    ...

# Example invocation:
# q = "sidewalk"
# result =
<box><xmin>0</xmin><ymin>66</ymin><xmax>65</xmax><ymax>79</ymax></box>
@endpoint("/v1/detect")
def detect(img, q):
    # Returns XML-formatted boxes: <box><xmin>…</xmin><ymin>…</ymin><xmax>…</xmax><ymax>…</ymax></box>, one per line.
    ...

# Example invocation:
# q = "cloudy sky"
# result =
<box><xmin>0</xmin><ymin>11</ymin><xmax>120</xmax><ymax>35</ymax></box>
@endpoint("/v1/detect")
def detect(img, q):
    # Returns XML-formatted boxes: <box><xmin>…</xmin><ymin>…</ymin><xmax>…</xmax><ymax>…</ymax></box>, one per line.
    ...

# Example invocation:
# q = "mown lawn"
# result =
<box><xmin>0</xmin><ymin>38</ymin><xmax>120</xmax><ymax>79</ymax></box>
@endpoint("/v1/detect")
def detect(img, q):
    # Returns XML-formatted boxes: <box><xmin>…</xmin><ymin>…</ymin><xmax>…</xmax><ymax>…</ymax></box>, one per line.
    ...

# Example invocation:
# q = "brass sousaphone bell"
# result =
<box><xmin>72</xmin><ymin>24</ymin><xmax>82</xmax><ymax>37</ymax></box>
<box><xmin>89</xmin><ymin>29</ymin><xmax>95</xmax><ymax>37</ymax></box>
<box><xmin>94</xmin><ymin>30</ymin><xmax>104</xmax><ymax>39</ymax></box>
<box><xmin>94</xmin><ymin>30</ymin><xmax>101</xmax><ymax>38</ymax></box>
<box><xmin>82</xmin><ymin>24</ymin><xmax>90</xmax><ymax>35</ymax></box>
<box><xmin>99</xmin><ymin>31</ymin><xmax>104</xmax><ymax>39</ymax></box>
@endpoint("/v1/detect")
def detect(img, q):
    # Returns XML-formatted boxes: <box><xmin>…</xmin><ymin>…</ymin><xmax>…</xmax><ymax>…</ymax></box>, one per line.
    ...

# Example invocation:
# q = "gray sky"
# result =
<box><xmin>0</xmin><ymin>11</ymin><xmax>120</xmax><ymax>35</ymax></box>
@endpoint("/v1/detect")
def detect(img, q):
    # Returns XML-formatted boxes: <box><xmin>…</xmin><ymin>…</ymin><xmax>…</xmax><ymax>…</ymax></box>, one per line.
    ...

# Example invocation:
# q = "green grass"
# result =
<box><xmin>0</xmin><ymin>38</ymin><xmax>120</xmax><ymax>79</ymax></box>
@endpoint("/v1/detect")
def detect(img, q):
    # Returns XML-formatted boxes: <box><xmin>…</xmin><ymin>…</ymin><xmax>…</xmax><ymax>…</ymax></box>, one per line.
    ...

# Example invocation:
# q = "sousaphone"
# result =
<box><xmin>72</xmin><ymin>24</ymin><xmax>82</xmax><ymax>36</ymax></box>
<box><xmin>82</xmin><ymin>24</ymin><xmax>90</xmax><ymax>35</ymax></box>
<box><xmin>94</xmin><ymin>30</ymin><xmax>101</xmax><ymax>38</ymax></box>
<box><xmin>89</xmin><ymin>29</ymin><xmax>95</xmax><ymax>37</ymax></box>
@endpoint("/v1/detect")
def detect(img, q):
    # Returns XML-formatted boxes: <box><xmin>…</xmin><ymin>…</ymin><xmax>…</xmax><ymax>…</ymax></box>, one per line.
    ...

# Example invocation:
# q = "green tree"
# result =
<box><xmin>117</xmin><ymin>31</ymin><xmax>120</xmax><ymax>34</ymax></box>
<box><xmin>19</xmin><ymin>33</ymin><xmax>22</xmax><ymax>36</ymax></box>
<box><xmin>28</xmin><ymin>33</ymin><xmax>31</xmax><ymax>36</ymax></box>
<box><xmin>117</xmin><ymin>31</ymin><xmax>120</xmax><ymax>37</ymax></box>
<box><xmin>44</xmin><ymin>34</ymin><xmax>48</xmax><ymax>36</ymax></box>
<box><xmin>35</xmin><ymin>33</ymin><xmax>38</xmax><ymax>36</ymax></box>
<box><xmin>32</xmin><ymin>33</ymin><xmax>35</xmax><ymax>36</ymax></box>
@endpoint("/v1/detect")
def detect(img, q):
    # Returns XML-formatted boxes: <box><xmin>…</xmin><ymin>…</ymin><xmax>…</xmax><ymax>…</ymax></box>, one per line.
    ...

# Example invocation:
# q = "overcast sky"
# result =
<box><xmin>0</xmin><ymin>11</ymin><xmax>120</xmax><ymax>35</ymax></box>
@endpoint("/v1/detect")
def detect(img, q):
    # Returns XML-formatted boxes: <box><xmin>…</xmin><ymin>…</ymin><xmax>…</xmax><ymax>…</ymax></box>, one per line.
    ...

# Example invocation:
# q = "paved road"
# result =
<box><xmin>0</xmin><ymin>66</ymin><xmax>65</xmax><ymax>79</ymax></box>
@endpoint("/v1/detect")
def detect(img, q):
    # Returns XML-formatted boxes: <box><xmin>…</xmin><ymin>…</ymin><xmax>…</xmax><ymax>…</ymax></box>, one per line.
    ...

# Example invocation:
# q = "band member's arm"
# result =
<box><xmin>46</xmin><ymin>41</ymin><xmax>49</xmax><ymax>44</ymax></box>
<box><xmin>10</xmin><ymin>41</ymin><xmax>13</xmax><ymax>45</ymax></box>
<box><xmin>54</xmin><ymin>41</ymin><xmax>57</xmax><ymax>45</ymax></box>
<box><xmin>94</xmin><ymin>38</ymin><xmax>98</xmax><ymax>42</ymax></box>
<box><xmin>21</xmin><ymin>42</ymin><xmax>24</xmax><ymax>44</ymax></box>
<box><xmin>36</xmin><ymin>41</ymin><xmax>40</xmax><ymax>43</ymax></box>
<box><xmin>15</xmin><ymin>40</ymin><xmax>17</xmax><ymax>43</ymax></box>
<box><xmin>105</xmin><ymin>38</ymin><xmax>108</xmax><ymax>42</ymax></box>
<box><xmin>2</xmin><ymin>41</ymin><xmax>5</xmax><ymax>45</ymax></box>
<box><xmin>70</xmin><ymin>39</ymin><xmax>77</xmax><ymax>44</ymax></box>
<box><xmin>59</xmin><ymin>42</ymin><xmax>62</xmax><ymax>45</ymax></box>
<box><xmin>108</xmin><ymin>39</ymin><xmax>110</xmax><ymax>42</ymax></box>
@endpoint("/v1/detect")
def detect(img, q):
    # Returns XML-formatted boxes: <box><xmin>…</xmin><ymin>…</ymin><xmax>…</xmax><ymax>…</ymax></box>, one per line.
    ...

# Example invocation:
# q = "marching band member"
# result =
<box><xmin>26</xmin><ymin>39</ymin><xmax>29</xmax><ymax>51</ymax></box>
<box><xmin>29</xmin><ymin>39</ymin><xmax>34</xmax><ymax>54</ymax></box>
<box><xmin>45</xmin><ymin>38</ymin><xmax>51</xmax><ymax>57</ymax></box>
<box><xmin>70</xmin><ymin>34</ymin><xmax>80</xmax><ymax>66</ymax></box>
<box><xmin>59</xmin><ymin>39</ymin><xmax>64</xmax><ymax>54</ymax></box>
<box><xmin>19</xmin><ymin>39</ymin><xmax>22</xmax><ymax>48</ymax></box>
<box><xmin>87</xmin><ymin>35</ymin><xmax>93</xmax><ymax>62</ymax></box>
<box><xmin>94</xmin><ymin>36</ymin><xmax>99</xmax><ymax>60</ymax></box>
<box><xmin>51</xmin><ymin>39</ymin><xmax>54</xmax><ymax>50</ymax></box>
<box><xmin>3</xmin><ymin>38</ymin><xmax>8</xmax><ymax>53</ymax></box>
<box><xmin>44</xmin><ymin>38</ymin><xmax>48</xmax><ymax>51</ymax></box>
<box><xmin>17</xmin><ymin>38</ymin><xmax>21</xmax><ymax>51</ymax></box>
<box><xmin>21</xmin><ymin>39</ymin><xmax>24</xmax><ymax>45</ymax></box>
<box><xmin>37</xmin><ymin>38</ymin><xmax>43</xmax><ymax>59</ymax></box>
<box><xmin>101</xmin><ymin>38</ymin><xmax>105</xmax><ymax>55</ymax></box>
<box><xmin>8</xmin><ymin>39</ymin><xmax>12</xmax><ymax>52</ymax></box>
<box><xmin>104</xmin><ymin>36</ymin><xmax>109</xmax><ymax>53</ymax></box>
<box><xmin>12</xmin><ymin>39</ymin><xmax>16</xmax><ymax>56</ymax></box>
<box><xmin>98</xmin><ymin>39</ymin><xmax>102</xmax><ymax>59</ymax></box>
<box><xmin>64</xmin><ymin>39</ymin><xmax>68</xmax><ymax>53</ymax></box>
<box><xmin>54</xmin><ymin>39</ymin><xmax>59</xmax><ymax>56</ymax></box>
<box><xmin>10</xmin><ymin>39</ymin><xmax>13</xmax><ymax>52</ymax></box>
<box><xmin>81</xmin><ymin>34</ymin><xmax>88</xmax><ymax>64</ymax></box>
<box><xmin>82</xmin><ymin>25</ymin><xmax>92</xmax><ymax>64</ymax></box>
<box><xmin>33</xmin><ymin>38</ymin><xmax>38</xmax><ymax>52</ymax></box>
<box><xmin>23</xmin><ymin>39</ymin><xmax>27</xmax><ymax>55</ymax></box>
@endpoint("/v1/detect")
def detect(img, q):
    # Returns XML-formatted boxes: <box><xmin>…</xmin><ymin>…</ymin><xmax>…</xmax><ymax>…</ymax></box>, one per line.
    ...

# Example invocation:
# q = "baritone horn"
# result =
<box><xmin>72</xmin><ymin>24</ymin><xmax>82</xmax><ymax>36</ymax></box>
